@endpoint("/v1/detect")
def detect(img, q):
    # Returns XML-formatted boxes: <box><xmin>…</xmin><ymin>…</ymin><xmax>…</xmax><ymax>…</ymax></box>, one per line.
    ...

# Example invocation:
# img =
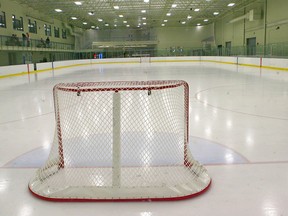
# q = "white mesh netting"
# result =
<box><xmin>28</xmin><ymin>80</ymin><xmax>211</xmax><ymax>201</ymax></box>
<box><xmin>140</xmin><ymin>55</ymin><xmax>151</xmax><ymax>63</ymax></box>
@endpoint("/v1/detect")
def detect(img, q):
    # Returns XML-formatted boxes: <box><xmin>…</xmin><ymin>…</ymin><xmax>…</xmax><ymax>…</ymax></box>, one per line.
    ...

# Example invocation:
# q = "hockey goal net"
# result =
<box><xmin>28</xmin><ymin>80</ymin><xmax>211</xmax><ymax>201</ymax></box>
<box><xmin>140</xmin><ymin>54</ymin><xmax>151</xmax><ymax>63</ymax></box>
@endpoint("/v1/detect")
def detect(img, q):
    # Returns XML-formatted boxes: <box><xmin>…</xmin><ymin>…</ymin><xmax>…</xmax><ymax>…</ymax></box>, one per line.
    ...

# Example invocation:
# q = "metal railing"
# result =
<box><xmin>1</xmin><ymin>35</ymin><xmax>288</xmax><ymax>66</ymax></box>
<box><xmin>0</xmin><ymin>34</ymin><xmax>74</xmax><ymax>50</ymax></box>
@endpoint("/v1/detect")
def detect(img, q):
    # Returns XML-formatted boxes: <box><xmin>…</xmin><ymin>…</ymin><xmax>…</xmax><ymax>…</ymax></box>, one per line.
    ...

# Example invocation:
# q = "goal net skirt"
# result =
<box><xmin>28</xmin><ymin>80</ymin><xmax>211</xmax><ymax>201</ymax></box>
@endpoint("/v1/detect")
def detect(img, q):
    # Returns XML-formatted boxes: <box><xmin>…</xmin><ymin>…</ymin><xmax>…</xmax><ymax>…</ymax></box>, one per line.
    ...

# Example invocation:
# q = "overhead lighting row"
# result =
<box><xmin>162</xmin><ymin>2</ymin><xmax>236</xmax><ymax>26</ymax></box>
<box><xmin>54</xmin><ymin>1</ymin><xmax>235</xmax><ymax>28</ymax></box>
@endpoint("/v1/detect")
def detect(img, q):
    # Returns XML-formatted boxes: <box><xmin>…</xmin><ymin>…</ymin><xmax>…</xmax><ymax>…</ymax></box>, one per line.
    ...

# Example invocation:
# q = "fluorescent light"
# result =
<box><xmin>83</xmin><ymin>22</ymin><xmax>87</xmax><ymax>25</ymax></box>
<box><xmin>105</xmin><ymin>23</ymin><xmax>109</xmax><ymax>26</ymax></box>
<box><xmin>228</xmin><ymin>3</ymin><xmax>235</xmax><ymax>6</ymax></box>
<box><xmin>123</xmin><ymin>20</ymin><xmax>127</xmax><ymax>23</ymax></box>
<box><xmin>114</xmin><ymin>6</ymin><xmax>119</xmax><ymax>9</ymax></box>
<box><xmin>114</xmin><ymin>24</ymin><xmax>117</xmax><ymax>27</ymax></box>
<box><xmin>91</xmin><ymin>26</ymin><xmax>95</xmax><ymax>28</ymax></box>
<box><xmin>213</xmin><ymin>12</ymin><xmax>219</xmax><ymax>15</ymax></box>
<box><xmin>172</xmin><ymin>4</ymin><xmax>177</xmax><ymax>8</ymax></box>
<box><xmin>164</xmin><ymin>20</ymin><xmax>168</xmax><ymax>22</ymax></box>
<box><xmin>119</xmin><ymin>14</ymin><xmax>124</xmax><ymax>17</ymax></box>
<box><xmin>55</xmin><ymin>9</ymin><xmax>62</xmax><ymax>12</ymax></box>
<box><xmin>144</xmin><ymin>0</ymin><xmax>149</xmax><ymax>2</ymax></box>
<box><xmin>126</xmin><ymin>25</ymin><xmax>130</xmax><ymax>27</ymax></box>
<box><xmin>71</xmin><ymin>17</ymin><xmax>77</xmax><ymax>20</ymax></box>
<box><xmin>74</xmin><ymin>1</ymin><xmax>82</xmax><ymax>5</ymax></box>
<box><xmin>181</xmin><ymin>21</ymin><xmax>186</xmax><ymax>24</ymax></box>
<box><xmin>197</xmin><ymin>23</ymin><xmax>201</xmax><ymax>26</ymax></box>
<box><xmin>194</xmin><ymin>8</ymin><xmax>200</xmax><ymax>12</ymax></box>
<box><xmin>142</xmin><ymin>17</ymin><xmax>146</xmax><ymax>20</ymax></box>
<box><xmin>187</xmin><ymin>15</ymin><xmax>192</xmax><ymax>19</ymax></box>
<box><xmin>98</xmin><ymin>18</ymin><xmax>103</xmax><ymax>22</ymax></box>
<box><xmin>204</xmin><ymin>19</ymin><xmax>209</xmax><ymax>22</ymax></box>
<box><xmin>88</xmin><ymin>11</ymin><xmax>94</xmax><ymax>15</ymax></box>
<box><xmin>161</xmin><ymin>24</ymin><xmax>165</xmax><ymax>26</ymax></box>
<box><xmin>143</xmin><ymin>22</ymin><xmax>147</xmax><ymax>25</ymax></box>
<box><xmin>166</xmin><ymin>13</ymin><xmax>171</xmax><ymax>16</ymax></box>
<box><xmin>141</xmin><ymin>10</ymin><xmax>146</xmax><ymax>13</ymax></box>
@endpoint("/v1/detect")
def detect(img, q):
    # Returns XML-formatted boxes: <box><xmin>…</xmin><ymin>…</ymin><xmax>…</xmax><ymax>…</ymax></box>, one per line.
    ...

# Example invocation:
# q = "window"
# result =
<box><xmin>12</xmin><ymin>15</ymin><xmax>23</xmax><ymax>31</ymax></box>
<box><xmin>54</xmin><ymin>27</ymin><xmax>60</xmax><ymax>38</ymax></box>
<box><xmin>28</xmin><ymin>19</ymin><xmax>37</xmax><ymax>34</ymax></box>
<box><xmin>62</xmin><ymin>29</ymin><xmax>67</xmax><ymax>39</ymax></box>
<box><xmin>0</xmin><ymin>11</ymin><xmax>6</xmax><ymax>28</ymax></box>
<box><xmin>44</xmin><ymin>24</ymin><xmax>52</xmax><ymax>36</ymax></box>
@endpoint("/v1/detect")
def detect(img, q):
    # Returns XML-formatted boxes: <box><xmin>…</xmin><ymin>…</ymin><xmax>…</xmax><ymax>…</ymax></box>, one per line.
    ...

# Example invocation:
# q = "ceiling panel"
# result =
<box><xmin>13</xmin><ymin>0</ymin><xmax>258</xmax><ymax>29</ymax></box>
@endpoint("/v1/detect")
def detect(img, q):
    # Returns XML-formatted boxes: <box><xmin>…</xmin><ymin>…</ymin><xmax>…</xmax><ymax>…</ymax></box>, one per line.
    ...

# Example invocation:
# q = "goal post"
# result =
<box><xmin>139</xmin><ymin>54</ymin><xmax>151</xmax><ymax>63</ymax></box>
<box><xmin>112</xmin><ymin>91</ymin><xmax>121</xmax><ymax>187</ymax></box>
<box><xmin>28</xmin><ymin>80</ymin><xmax>211</xmax><ymax>201</ymax></box>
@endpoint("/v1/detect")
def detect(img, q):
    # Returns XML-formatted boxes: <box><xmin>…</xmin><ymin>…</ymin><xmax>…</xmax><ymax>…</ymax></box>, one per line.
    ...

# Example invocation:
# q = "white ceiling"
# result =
<box><xmin>14</xmin><ymin>0</ymin><xmax>258</xmax><ymax>29</ymax></box>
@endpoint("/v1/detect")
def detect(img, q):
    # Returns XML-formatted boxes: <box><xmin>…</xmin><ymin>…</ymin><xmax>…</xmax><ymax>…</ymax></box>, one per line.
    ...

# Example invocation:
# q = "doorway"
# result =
<box><xmin>246</xmin><ymin>37</ymin><xmax>256</xmax><ymax>56</ymax></box>
<box><xmin>225</xmin><ymin>41</ymin><xmax>231</xmax><ymax>56</ymax></box>
<box><xmin>217</xmin><ymin>45</ymin><xmax>223</xmax><ymax>56</ymax></box>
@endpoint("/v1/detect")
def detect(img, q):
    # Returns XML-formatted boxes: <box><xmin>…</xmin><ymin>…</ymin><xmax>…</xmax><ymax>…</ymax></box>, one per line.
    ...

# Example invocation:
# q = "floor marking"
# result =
<box><xmin>194</xmin><ymin>85</ymin><xmax>288</xmax><ymax>121</ymax></box>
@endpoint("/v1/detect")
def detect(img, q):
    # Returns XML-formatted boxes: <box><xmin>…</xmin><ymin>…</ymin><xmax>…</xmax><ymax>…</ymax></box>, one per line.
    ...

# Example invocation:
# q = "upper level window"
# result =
<box><xmin>0</xmin><ymin>11</ymin><xmax>6</xmax><ymax>28</ymax></box>
<box><xmin>54</xmin><ymin>27</ymin><xmax>60</xmax><ymax>38</ymax></box>
<box><xmin>12</xmin><ymin>15</ymin><xmax>24</xmax><ymax>31</ymax></box>
<box><xmin>62</xmin><ymin>29</ymin><xmax>67</xmax><ymax>39</ymax></box>
<box><xmin>44</xmin><ymin>24</ymin><xmax>52</xmax><ymax>36</ymax></box>
<box><xmin>28</xmin><ymin>19</ymin><xmax>37</xmax><ymax>34</ymax></box>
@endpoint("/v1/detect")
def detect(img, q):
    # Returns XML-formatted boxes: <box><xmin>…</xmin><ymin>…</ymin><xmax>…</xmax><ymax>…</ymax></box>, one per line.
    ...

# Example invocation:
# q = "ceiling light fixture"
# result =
<box><xmin>83</xmin><ymin>22</ymin><xmax>87</xmax><ymax>25</ymax></box>
<box><xmin>74</xmin><ymin>1</ymin><xmax>82</xmax><ymax>5</ymax></box>
<box><xmin>213</xmin><ymin>12</ymin><xmax>219</xmax><ymax>15</ymax></box>
<box><xmin>142</xmin><ymin>17</ymin><xmax>146</xmax><ymax>20</ymax></box>
<box><xmin>119</xmin><ymin>15</ymin><xmax>124</xmax><ymax>17</ymax></box>
<box><xmin>144</xmin><ymin>0</ymin><xmax>149</xmax><ymax>3</ymax></box>
<box><xmin>164</xmin><ymin>20</ymin><xmax>168</xmax><ymax>22</ymax></box>
<box><xmin>166</xmin><ymin>13</ymin><xmax>171</xmax><ymax>16</ymax></box>
<box><xmin>55</xmin><ymin>9</ymin><xmax>62</xmax><ymax>12</ymax></box>
<box><xmin>114</xmin><ymin>6</ymin><xmax>119</xmax><ymax>9</ymax></box>
<box><xmin>71</xmin><ymin>17</ymin><xmax>77</xmax><ymax>20</ymax></box>
<box><xmin>141</xmin><ymin>10</ymin><xmax>146</xmax><ymax>13</ymax></box>
<box><xmin>123</xmin><ymin>20</ymin><xmax>127</xmax><ymax>23</ymax></box>
<box><xmin>228</xmin><ymin>3</ymin><xmax>235</xmax><ymax>6</ymax></box>
<box><xmin>194</xmin><ymin>8</ymin><xmax>200</xmax><ymax>12</ymax></box>
<box><xmin>204</xmin><ymin>19</ymin><xmax>209</xmax><ymax>22</ymax></box>
<box><xmin>181</xmin><ymin>21</ymin><xmax>186</xmax><ymax>24</ymax></box>
<box><xmin>88</xmin><ymin>11</ymin><xmax>94</xmax><ymax>15</ymax></box>
<box><xmin>98</xmin><ymin>18</ymin><xmax>103</xmax><ymax>22</ymax></box>
<box><xmin>172</xmin><ymin>4</ymin><xmax>177</xmax><ymax>8</ymax></box>
<box><xmin>161</xmin><ymin>24</ymin><xmax>165</xmax><ymax>26</ymax></box>
<box><xmin>187</xmin><ymin>15</ymin><xmax>192</xmax><ymax>19</ymax></box>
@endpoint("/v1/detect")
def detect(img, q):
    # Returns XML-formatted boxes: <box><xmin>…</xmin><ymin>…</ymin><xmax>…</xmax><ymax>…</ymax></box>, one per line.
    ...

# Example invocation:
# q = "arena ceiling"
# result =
<box><xmin>13</xmin><ymin>0</ymin><xmax>259</xmax><ymax>29</ymax></box>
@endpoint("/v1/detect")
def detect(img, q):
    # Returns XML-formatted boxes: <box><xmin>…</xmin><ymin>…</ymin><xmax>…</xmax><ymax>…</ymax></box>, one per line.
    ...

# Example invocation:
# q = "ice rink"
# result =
<box><xmin>1</xmin><ymin>61</ymin><xmax>288</xmax><ymax>215</ymax></box>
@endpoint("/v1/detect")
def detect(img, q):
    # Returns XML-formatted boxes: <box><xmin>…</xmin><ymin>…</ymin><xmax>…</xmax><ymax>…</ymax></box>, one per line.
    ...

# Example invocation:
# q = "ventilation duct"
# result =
<box><xmin>229</xmin><ymin>9</ymin><xmax>261</xmax><ymax>24</ymax></box>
